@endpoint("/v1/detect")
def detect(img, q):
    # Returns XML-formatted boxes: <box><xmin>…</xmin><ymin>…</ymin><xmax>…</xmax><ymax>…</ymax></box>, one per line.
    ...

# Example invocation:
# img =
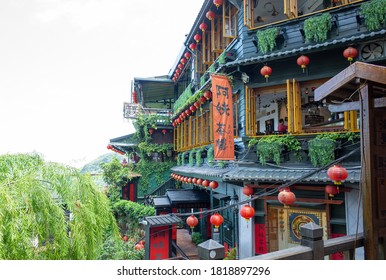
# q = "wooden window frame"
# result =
<box><xmin>223</xmin><ymin>1</ymin><xmax>238</xmax><ymax>38</ymax></box>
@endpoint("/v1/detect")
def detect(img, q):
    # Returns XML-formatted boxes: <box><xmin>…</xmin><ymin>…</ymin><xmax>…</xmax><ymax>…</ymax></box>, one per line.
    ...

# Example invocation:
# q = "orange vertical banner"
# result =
<box><xmin>211</xmin><ymin>74</ymin><xmax>234</xmax><ymax>160</ymax></box>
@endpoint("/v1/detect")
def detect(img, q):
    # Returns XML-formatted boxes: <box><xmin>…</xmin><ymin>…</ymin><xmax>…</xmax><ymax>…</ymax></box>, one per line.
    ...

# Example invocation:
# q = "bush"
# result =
<box><xmin>191</xmin><ymin>232</ymin><xmax>203</xmax><ymax>245</ymax></box>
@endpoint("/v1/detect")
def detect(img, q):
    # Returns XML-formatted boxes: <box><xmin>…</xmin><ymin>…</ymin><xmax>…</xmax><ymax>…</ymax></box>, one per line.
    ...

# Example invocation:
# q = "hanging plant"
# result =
<box><xmin>177</xmin><ymin>153</ymin><xmax>182</xmax><ymax>166</ymax></box>
<box><xmin>256</xmin><ymin>27</ymin><xmax>279</xmax><ymax>54</ymax></box>
<box><xmin>196</xmin><ymin>148</ymin><xmax>204</xmax><ymax>167</ymax></box>
<box><xmin>361</xmin><ymin>0</ymin><xmax>386</xmax><ymax>31</ymax></box>
<box><xmin>308</xmin><ymin>137</ymin><xmax>336</xmax><ymax>167</ymax></box>
<box><xmin>207</xmin><ymin>145</ymin><xmax>215</xmax><ymax>166</ymax></box>
<box><xmin>303</xmin><ymin>13</ymin><xmax>332</xmax><ymax>43</ymax></box>
<box><xmin>189</xmin><ymin>149</ymin><xmax>196</xmax><ymax>166</ymax></box>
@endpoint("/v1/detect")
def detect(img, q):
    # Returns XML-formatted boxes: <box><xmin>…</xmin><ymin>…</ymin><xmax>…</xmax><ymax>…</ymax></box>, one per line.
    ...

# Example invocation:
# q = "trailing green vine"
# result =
<box><xmin>196</xmin><ymin>148</ymin><xmax>204</xmax><ymax>167</ymax></box>
<box><xmin>189</xmin><ymin>149</ymin><xmax>196</xmax><ymax>166</ymax></box>
<box><xmin>256</xmin><ymin>27</ymin><xmax>279</xmax><ymax>54</ymax></box>
<box><xmin>207</xmin><ymin>145</ymin><xmax>215</xmax><ymax>167</ymax></box>
<box><xmin>361</xmin><ymin>0</ymin><xmax>386</xmax><ymax>31</ymax></box>
<box><xmin>304</xmin><ymin>13</ymin><xmax>332</xmax><ymax>42</ymax></box>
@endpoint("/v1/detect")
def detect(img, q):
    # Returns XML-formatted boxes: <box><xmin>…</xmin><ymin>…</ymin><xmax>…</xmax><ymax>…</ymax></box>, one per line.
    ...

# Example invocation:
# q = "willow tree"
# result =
<box><xmin>0</xmin><ymin>153</ymin><xmax>119</xmax><ymax>260</ymax></box>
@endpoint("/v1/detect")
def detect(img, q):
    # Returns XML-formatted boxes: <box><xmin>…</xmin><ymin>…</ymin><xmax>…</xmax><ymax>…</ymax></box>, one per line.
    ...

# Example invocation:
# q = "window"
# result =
<box><xmin>244</xmin><ymin>0</ymin><xmax>363</xmax><ymax>29</ymax></box>
<box><xmin>223</xmin><ymin>1</ymin><xmax>238</xmax><ymax>38</ymax></box>
<box><xmin>233</xmin><ymin>92</ymin><xmax>240</xmax><ymax>137</ymax></box>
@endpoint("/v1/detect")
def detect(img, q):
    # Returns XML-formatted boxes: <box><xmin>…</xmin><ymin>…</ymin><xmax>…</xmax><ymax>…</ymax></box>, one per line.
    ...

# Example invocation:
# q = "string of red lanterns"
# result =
<box><xmin>210</xmin><ymin>213</ymin><xmax>224</xmax><ymax>228</ymax></box>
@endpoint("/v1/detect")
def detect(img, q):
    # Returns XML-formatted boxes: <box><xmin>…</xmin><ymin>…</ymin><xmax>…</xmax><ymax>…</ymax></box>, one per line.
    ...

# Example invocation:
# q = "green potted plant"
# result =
<box><xmin>361</xmin><ymin>0</ymin><xmax>386</xmax><ymax>31</ymax></box>
<box><xmin>256</xmin><ymin>27</ymin><xmax>279</xmax><ymax>54</ymax></box>
<box><xmin>304</xmin><ymin>13</ymin><xmax>332</xmax><ymax>43</ymax></box>
<box><xmin>308</xmin><ymin>137</ymin><xmax>336</xmax><ymax>167</ymax></box>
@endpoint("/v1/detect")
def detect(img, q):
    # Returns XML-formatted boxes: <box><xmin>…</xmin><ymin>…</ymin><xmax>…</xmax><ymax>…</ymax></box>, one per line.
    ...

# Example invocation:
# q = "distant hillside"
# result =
<box><xmin>80</xmin><ymin>153</ymin><xmax>125</xmax><ymax>174</ymax></box>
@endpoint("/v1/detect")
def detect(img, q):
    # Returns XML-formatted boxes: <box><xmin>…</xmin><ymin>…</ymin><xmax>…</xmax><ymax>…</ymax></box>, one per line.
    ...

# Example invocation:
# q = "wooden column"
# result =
<box><xmin>361</xmin><ymin>84</ymin><xmax>386</xmax><ymax>259</ymax></box>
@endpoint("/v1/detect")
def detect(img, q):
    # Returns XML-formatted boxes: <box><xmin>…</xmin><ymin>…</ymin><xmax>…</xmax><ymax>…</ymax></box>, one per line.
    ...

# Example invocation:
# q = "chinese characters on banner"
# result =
<box><xmin>211</xmin><ymin>74</ymin><xmax>234</xmax><ymax>160</ymax></box>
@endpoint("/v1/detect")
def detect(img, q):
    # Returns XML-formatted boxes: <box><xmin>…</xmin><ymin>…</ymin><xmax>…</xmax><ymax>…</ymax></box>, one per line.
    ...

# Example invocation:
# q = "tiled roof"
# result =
<box><xmin>171</xmin><ymin>165</ymin><xmax>232</xmax><ymax>180</ymax></box>
<box><xmin>144</xmin><ymin>214</ymin><xmax>182</xmax><ymax>227</ymax></box>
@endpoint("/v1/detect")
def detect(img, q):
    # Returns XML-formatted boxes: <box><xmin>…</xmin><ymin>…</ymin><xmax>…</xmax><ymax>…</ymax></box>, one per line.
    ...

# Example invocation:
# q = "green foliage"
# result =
<box><xmin>112</xmin><ymin>200</ymin><xmax>155</xmax><ymax>235</ymax></box>
<box><xmin>173</xmin><ymin>84</ymin><xmax>193</xmax><ymax>113</ymax></box>
<box><xmin>138</xmin><ymin>142</ymin><xmax>173</xmax><ymax>157</ymax></box>
<box><xmin>308</xmin><ymin>137</ymin><xmax>336</xmax><ymax>167</ymax></box>
<box><xmin>207</xmin><ymin>145</ymin><xmax>215</xmax><ymax>167</ymax></box>
<box><xmin>181</xmin><ymin>151</ymin><xmax>188</xmax><ymax>166</ymax></box>
<box><xmin>196</xmin><ymin>148</ymin><xmax>204</xmax><ymax>167</ymax></box>
<box><xmin>134</xmin><ymin>160</ymin><xmax>175</xmax><ymax>196</ymax></box>
<box><xmin>304</xmin><ymin>13</ymin><xmax>332</xmax><ymax>42</ymax></box>
<box><xmin>361</xmin><ymin>0</ymin><xmax>386</xmax><ymax>31</ymax></box>
<box><xmin>99</xmin><ymin>236</ymin><xmax>144</xmax><ymax>260</ymax></box>
<box><xmin>189</xmin><ymin>149</ymin><xmax>196</xmax><ymax>166</ymax></box>
<box><xmin>256</xmin><ymin>27</ymin><xmax>279</xmax><ymax>54</ymax></box>
<box><xmin>133</xmin><ymin>113</ymin><xmax>170</xmax><ymax>143</ymax></box>
<box><xmin>177</xmin><ymin>153</ymin><xmax>182</xmax><ymax>166</ymax></box>
<box><xmin>191</xmin><ymin>232</ymin><xmax>203</xmax><ymax>245</ymax></box>
<box><xmin>224</xmin><ymin>247</ymin><xmax>237</xmax><ymax>260</ymax></box>
<box><xmin>0</xmin><ymin>153</ymin><xmax>118</xmax><ymax>260</ymax></box>
<box><xmin>249</xmin><ymin>135</ymin><xmax>301</xmax><ymax>165</ymax></box>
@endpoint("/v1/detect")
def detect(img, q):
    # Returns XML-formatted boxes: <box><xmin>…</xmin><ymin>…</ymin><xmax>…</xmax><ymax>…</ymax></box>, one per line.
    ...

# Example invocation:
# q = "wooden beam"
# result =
<box><xmin>328</xmin><ymin>97</ymin><xmax>386</xmax><ymax>112</ymax></box>
<box><xmin>248</xmin><ymin>184</ymin><xmax>352</xmax><ymax>192</ymax></box>
<box><xmin>264</xmin><ymin>196</ymin><xmax>343</xmax><ymax>205</ymax></box>
<box><xmin>315</xmin><ymin>62</ymin><xmax>386</xmax><ymax>101</ymax></box>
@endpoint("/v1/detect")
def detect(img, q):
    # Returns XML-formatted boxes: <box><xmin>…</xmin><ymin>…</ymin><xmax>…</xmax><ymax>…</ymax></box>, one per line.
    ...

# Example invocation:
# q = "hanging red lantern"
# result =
<box><xmin>213</xmin><ymin>0</ymin><xmax>223</xmax><ymax>8</ymax></box>
<box><xmin>209</xmin><ymin>181</ymin><xmax>218</xmax><ymax>189</ymax></box>
<box><xmin>260</xmin><ymin>65</ymin><xmax>272</xmax><ymax>82</ymax></box>
<box><xmin>185</xmin><ymin>109</ymin><xmax>191</xmax><ymax>116</ymax></box>
<box><xmin>184</xmin><ymin>177</ymin><xmax>189</xmax><ymax>183</ymax></box>
<box><xmin>186</xmin><ymin>215</ymin><xmax>199</xmax><ymax>229</ymax></box>
<box><xmin>188</xmin><ymin>177</ymin><xmax>193</xmax><ymax>184</ymax></box>
<box><xmin>132</xmin><ymin>91</ymin><xmax>138</xmax><ymax>103</ymax></box>
<box><xmin>180</xmin><ymin>58</ymin><xmax>187</xmax><ymax>65</ymax></box>
<box><xmin>107</xmin><ymin>144</ymin><xmax>112</xmax><ymax>150</ymax></box>
<box><xmin>194</xmin><ymin>33</ymin><xmax>202</xmax><ymax>43</ymax></box>
<box><xmin>278</xmin><ymin>187</ymin><xmax>296</xmax><ymax>206</ymax></box>
<box><xmin>210</xmin><ymin>213</ymin><xmax>224</xmax><ymax>228</ymax></box>
<box><xmin>161</xmin><ymin>129</ymin><xmax>167</xmax><ymax>135</ymax></box>
<box><xmin>297</xmin><ymin>55</ymin><xmax>310</xmax><ymax>72</ymax></box>
<box><xmin>178</xmin><ymin>63</ymin><xmax>183</xmax><ymax>69</ymax></box>
<box><xmin>206</xmin><ymin>10</ymin><xmax>215</xmax><ymax>20</ymax></box>
<box><xmin>184</xmin><ymin>52</ymin><xmax>191</xmax><ymax>59</ymax></box>
<box><xmin>327</xmin><ymin>164</ymin><xmax>348</xmax><ymax>185</ymax></box>
<box><xmin>189</xmin><ymin>43</ymin><xmax>197</xmax><ymax>51</ymax></box>
<box><xmin>199</xmin><ymin>22</ymin><xmax>208</xmax><ymax>32</ymax></box>
<box><xmin>190</xmin><ymin>105</ymin><xmax>197</xmax><ymax>112</ymax></box>
<box><xmin>325</xmin><ymin>185</ymin><xmax>339</xmax><ymax>198</ymax></box>
<box><xmin>148</xmin><ymin>128</ymin><xmax>155</xmax><ymax>135</ymax></box>
<box><xmin>172</xmin><ymin>77</ymin><xmax>176</xmax><ymax>82</ymax></box>
<box><xmin>242</xmin><ymin>186</ymin><xmax>254</xmax><ymax>196</ymax></box>
<box><xmin>175</xmin><ymin>69</ymin><xmax>181</xmax><ymax>74</ymax></box>
<box><xmin>343</xmin><ymin>47</ymin><xmax>358</xmax><ymax>63</ymax></box>
<box><xmin>199</xmin><ymin>96</ymin><xmax>207</xmax><ymax>104</ymax></box>
<box><xmin>197</xmin><ymin>178</ymin><xmax>203</xmax><ymax>186</ymax></box>
<box><xmin>204</xmin><ymin>90</ymin><xmax>212</xmax><ymax>100</ymax></box>
<box><xmin>240</xmin><ymin>205</ymin><xmax>255</xmax><ymax>221</ymax></box>
<box><xmin>134</xmin><ymin>243</ymin><xmax>144</xmax><ymax>250</ymax></box>
<box><xmin>192</xmin><ymin>178</ymin><xmax>198</xmax><ymax>185</ymax></box>
<box><xmin>202</xmin><ymin>180</ymin><xmax>210</xmax><ymax>188</ymax></box>
<box><xmin>194</xmin><ymin>101</ymin><xmax>201</xmax><ymax>108</ymax></box>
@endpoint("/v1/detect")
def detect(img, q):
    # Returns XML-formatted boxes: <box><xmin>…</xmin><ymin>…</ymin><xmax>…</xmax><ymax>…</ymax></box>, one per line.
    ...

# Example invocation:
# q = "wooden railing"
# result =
<box><xmin>244</xmin><ymin>223</ymin><xmax>364</xmax><ymax>260</ymax></box>
<box><xmin>138</xmin><ymin>178</ymin><xmax>178</xmax><ymax>205</ymax></box>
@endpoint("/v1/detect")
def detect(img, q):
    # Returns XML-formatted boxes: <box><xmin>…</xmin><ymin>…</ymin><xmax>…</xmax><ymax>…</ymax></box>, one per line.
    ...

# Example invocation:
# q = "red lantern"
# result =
<box><xmin>161</xmin><ymin>129</ymin><xmax>167</xmax><ymax>135</ymax></box>
<box><xmin>209</xmin><ymin>181</ymin><xmax>218</xmax><ymax>189</ymax></box>
<box><xmin>197</xmin><ymin>178</ymin><xmax>203</xmax><ymax>186</ymax></box>
<box><xmin>297</xmin><ymin>55</ymin><xmax>310</xmax><ymax>72</ymax></box>
<box><xmin>327</xmin><ymin>165</ymin><xmax>348</xmax><ymax>185</ymax></box>
<box><xmin>178</xmin><ymin>63</ymin><xmax>183</xmax><ymax>69</ymax></box>
<box><xmin>192</xmin><ymin>178</ymin><xmax>198</xmax><ymax>185</ymax></box>
<box><xmin>188</xmin><ymin>177</ymin><xmax>193</xmax><ymax>184</ymax></box>
<box><xmin>190</xmin><ymin>105</ymin><xmax>197</xmax><ymax>112</ymax></box>
<box><xmin>185</xmin><ymin>109</ymin><xmax>191</xmax><ymax>116</ymax></box>
<box><xmin>213</xmin><ymin>0</ymin><xmax>223</xmax><ymax>8</ymax></box>
<box><xmin>204</xmin><ymin>90</ymin><xmax>212</xmax><ymax>100</ymax></box>
<box><xmin>199</xmin><ymin>22</ymin><xmax>208</xmax><ymax>32</ymax></box>
<box><xmin>194</xmin><ymin>33</ymin><xmax>202</xmax><ymax>43</ymax></box>
<box><xmin>107</xmin><ymin>144</ymin><xmax>112</xmax><ymax>150</ymax></box>
<box><xmin>242</xmin><ymin>186</ymin><xmax>254</xmax><ymax>196</ymax></box>
<box><xmin>148</xmin><ymin>128</ymin><xmax>155</xmax><ymax>135</ymax></box>
<box><xmin>202</xmin><ymin>180</ymin><xmax>210</xmax><ymax>188</ymax></box>
<box><xmin>210</xmin><ymin>213</ymin><xmax>224</xmax><ymax>228</ymax></box>
<box><xmin>175</xmin><ymin>69</ymin><xmax>181</xmax><ymax>74</ymax></box>
<box><xmin>132</xmin><ymin>91</ymin><xmax>138</xmax><ymax>103</ymax></box>
<box><xmin>134</xmin><ymin>243</ymin><xmax>144</xmax><ymax>250</ymax></box>
<box><xmin>240</xmin><ymin>205</ymin><xmax>255</xmax><ymax>221</ymax></box>
<box><xmin>206</xmin><ymin>10</ymin><xmax>215</xmax><ymax>20</ymax></box>
<box><xmin>325</xmin><ymin>185</ymin><xmax>339</xmax><ymax>198</ymax></box>
<box><xmin>343</xmin><ymin>47</ymin><xmax>358</xmax><ymax>63</ymax></box>
<box><xmin>186</xmin><ymin>215</ymin><xmax>199</xmax><ymax>229</ymax></box>
<box><xmin>260</xmin><ymin>65</ymin><xmax>272</xmax><ymax>82</ymax></box>
<box><xmin>172</xmin><ymin>77</ymin><xmax>176</xmax><ymax>82</ymax></box>
<box><xmin>189</xmin><ymin>43</ymin><xmax>197</xmax><ymax>51</ymax></box>
<box><xmin>184</xmin><ymin>52</ymin><xmax>191</xmax><ymax>59</ymax></box>
<box><xmin>194</xmin><ymin>101</ymin><xmax>201</xmax><ymax>108</ymax></box>
<box><xmin>180</xmin><ymin>58</ymin><xmax>187</xmax><ymax>65</ymax></box>
<box><xmin>278</xmin><ymin>187</ymin><xmax>296</xmax><ymax>206</ymax></box>
<box><xmin>199</xmin><ymin>96</ymin><xmax>207</xmax><ymax>104</ymax></box>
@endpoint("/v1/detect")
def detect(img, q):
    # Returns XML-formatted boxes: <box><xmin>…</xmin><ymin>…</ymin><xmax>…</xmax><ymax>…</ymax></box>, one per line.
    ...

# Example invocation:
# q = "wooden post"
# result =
<box><xmin>300</xmin><ymin>222</ymin><xmax>324</xmax><ymax>260</ymax></box>
<box><xmin>361</xmin><ymin>84</ymin><xmax>386</xmax><ymax>259</ymax></box>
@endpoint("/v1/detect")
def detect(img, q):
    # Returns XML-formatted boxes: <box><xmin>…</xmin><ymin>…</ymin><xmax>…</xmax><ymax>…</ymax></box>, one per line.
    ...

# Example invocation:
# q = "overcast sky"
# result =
<box><xmin>0</xmin><ymin>0</ymin><xmax>203</xmax><ymax>168</ymax></box>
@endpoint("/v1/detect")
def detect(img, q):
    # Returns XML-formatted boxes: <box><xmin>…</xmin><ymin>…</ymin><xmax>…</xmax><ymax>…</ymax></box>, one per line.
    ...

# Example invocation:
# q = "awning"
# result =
<box><xmin>152</xmin><ymin>189</ymin><xmax>210</xmax><ymax>209</ymax></box>
<box><xmin>144</xmin><ymin>214</ymin><xmax>182</xmax><ymax>228</ymax></box>
<box><xmin>171</xmin><ymin>166</ymin><xmax>231</xmax><ymax>181</ymax></box>
<box><xmin>222</xmin><ymin>166</ymin><xmax>361</xmax><ymax>184</ymax></box>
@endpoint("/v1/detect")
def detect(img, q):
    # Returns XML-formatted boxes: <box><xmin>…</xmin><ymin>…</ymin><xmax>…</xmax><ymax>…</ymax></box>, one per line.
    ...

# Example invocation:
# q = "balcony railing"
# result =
<box><xmin>123</xmin><ymin>102</ymin><xmax>172</xmax><ymax>122</ymax></box>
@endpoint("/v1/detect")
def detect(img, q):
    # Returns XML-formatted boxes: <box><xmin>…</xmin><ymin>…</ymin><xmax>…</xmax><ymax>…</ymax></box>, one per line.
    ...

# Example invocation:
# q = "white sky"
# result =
<box><xmin>0</xmin><ymin>0</ymin><xmax>203</xmax><ymax>168</ymax></box>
